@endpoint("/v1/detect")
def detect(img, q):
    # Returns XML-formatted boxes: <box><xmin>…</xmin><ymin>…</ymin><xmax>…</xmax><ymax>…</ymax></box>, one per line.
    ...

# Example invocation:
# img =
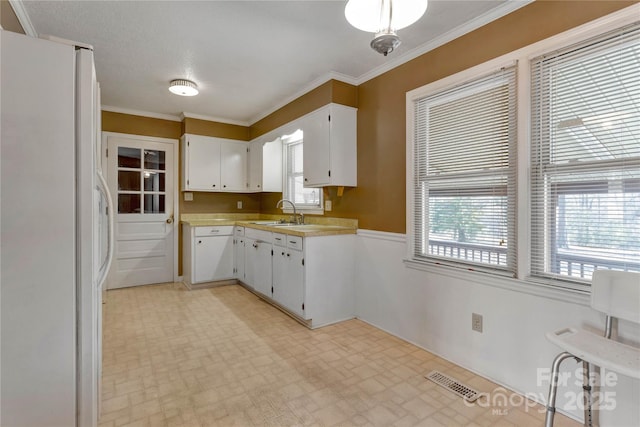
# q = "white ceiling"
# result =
<box><xmin>18</xmin><ymin>0</ymin><xmax>529</xmax><ymax>125</ymax></box>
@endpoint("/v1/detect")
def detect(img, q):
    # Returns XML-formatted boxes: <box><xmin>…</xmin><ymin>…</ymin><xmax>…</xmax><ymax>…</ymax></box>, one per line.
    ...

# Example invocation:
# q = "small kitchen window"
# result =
<box><xmin>282</xmin><ymin>129</ymin><xmax>323</xmax><ymax>212</ymax></box>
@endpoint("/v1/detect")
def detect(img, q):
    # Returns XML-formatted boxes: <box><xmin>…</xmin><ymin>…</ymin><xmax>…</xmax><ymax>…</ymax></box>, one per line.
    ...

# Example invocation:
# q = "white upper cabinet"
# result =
<box><xmin>248</xmin><ymin>136</ymin><xmax>282</xmax><ymax>192</ymax></box>
<box><xmin>182</xmin><ymin>134</ymin><xmax>248</xmax><ymax>192</ymax></box>
<box><xmin>248</xmin><ymin>139</ymin><xmax>263</xmax><ymax>192</ymax></box>
<box><xmin>182</xmin><ymin>134</ymin><xmax>221</xmax><ymax>191</ymax></box>
<box><xmin>301</xmin><ymin>103</ymin><xmax>357</xmax><ymax>187</ymax></box>
<box><xmin>220</xmin><ymin>140</ymin><xmax>248</xmax><ymax>191</ymax></box>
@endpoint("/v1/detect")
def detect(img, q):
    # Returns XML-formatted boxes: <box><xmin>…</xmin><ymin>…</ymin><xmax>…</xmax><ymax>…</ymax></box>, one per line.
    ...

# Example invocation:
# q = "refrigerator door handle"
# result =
<box><xmin>96</xmin><ymin>171</ymin><xmax>115</xmax><ymax>289</ymax></box>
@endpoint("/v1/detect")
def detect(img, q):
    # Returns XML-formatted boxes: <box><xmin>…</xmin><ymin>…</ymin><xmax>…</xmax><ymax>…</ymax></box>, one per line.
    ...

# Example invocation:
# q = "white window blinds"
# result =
<box><xmin>412</xmin><ymin>65</ymin><xmax>517</xmax><ymax>274</ymax></box>
<box><xmin>530</xmin><ymin>22</ymin><xmax>640</xmax><ymax>287</ymax></box>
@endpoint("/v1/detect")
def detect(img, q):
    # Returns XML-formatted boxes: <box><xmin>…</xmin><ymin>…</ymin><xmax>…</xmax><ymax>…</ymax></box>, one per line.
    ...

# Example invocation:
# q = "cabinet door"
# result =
<box><xmin>185</xmin><ymin>136</ymin><xmax>221</xmax><ymax>190</ymax></box>
<box><xmin>248</xmin><ymin>139</ymin><xmax>263</xmax><ymax>192</ymax></box>
<box><xmin>220</xmin><ymin>141</ymin><xmax>247</xmax><ymax>191</ymax></box>
<box><xmin>245</xmin><ymin>239</ymin><xmax>272</xmax><ymax>296</ymax></box>
<box><xmin>272</xmin><ymin>248</ymin><xmax>287</xmax><ymax>306</ymax></box>
<box><xmin>194</xmin><ymin>235</ymin><xmax>234</xmax><ymax>283</ymax></box>
<box><xmin>262</xmin><ymin>138</ymin><xmax>283</xmax><ymax>192</ymax></box>
<box><xmin>283</xmin><ymin>250</ymin><xmax>305</xmax><ymax>317</ymax></box>
<box><xmin>234</xmin><ymin>237</ymin><xmax>245</xmax><ymax>281</ymax></box>
<box><xmin>243</xmin><ymin>238</ymin><xmax>256</xmax><ymax>289</ymax></box>
<box><xmin>302</xmin><ymin>107</ymin><xmax>331</xmax><ymax>187</ymax></box>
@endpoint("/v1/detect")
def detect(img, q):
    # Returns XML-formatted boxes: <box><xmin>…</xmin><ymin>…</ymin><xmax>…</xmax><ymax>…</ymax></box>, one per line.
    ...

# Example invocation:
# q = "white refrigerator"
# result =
<box><xmin>0</xmin><ymin>30</ymin><xmax>114</xmax><ymax>426</ymax></box>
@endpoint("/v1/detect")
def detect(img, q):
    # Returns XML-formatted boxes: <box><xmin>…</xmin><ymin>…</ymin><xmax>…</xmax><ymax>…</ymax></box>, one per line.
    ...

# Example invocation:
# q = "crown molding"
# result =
<box><xmin>248</xmin><ymin>71</ymin><xmax>358</xmax><ymax>125</ymax></box>
<box><xmin>8</xmin><ymin>0</ymin><xmax>37</xmax><ymax>37</ymax></box>
<box><xmin>248</xmin><ymin>1</ymin><xmax>531</xmax><ymax>124</ymax></box>
<box><xmin>101</xmin><ymin>105</ymin><xmax>182</xmax><ymax>122</ymax></box>
<box><xmin>180</xmin><ymin>112</ymin><xmax>249</xmax><ymax>127</ymax></box>
<box><xmin>354</xmin><ymin>0</ymin><xmax>534</xmax><ymax>85</ymax></box>
<box><xmin>43</xmin><ymin>0</ymin><xmax>531</xmax><ymax>129</ymax></box>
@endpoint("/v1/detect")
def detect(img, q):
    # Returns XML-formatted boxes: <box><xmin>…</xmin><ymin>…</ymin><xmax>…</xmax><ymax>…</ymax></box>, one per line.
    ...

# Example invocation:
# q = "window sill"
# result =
<box><xmin>403</xmin><ymin>258</ymin><xmax>591</xmax><ymax>306</ymax></box>
<box><xmin>281</xmin><ymin>208</ymin><xmax>324</xmax><ymax>215</ymax></box>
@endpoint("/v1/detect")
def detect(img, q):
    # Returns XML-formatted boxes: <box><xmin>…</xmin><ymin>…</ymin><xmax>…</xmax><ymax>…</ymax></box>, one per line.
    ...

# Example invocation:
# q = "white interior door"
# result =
<box><xmin>105</xmin><ymin>134</ymin><xmax>176</xmax><ymax>289</ymax></box>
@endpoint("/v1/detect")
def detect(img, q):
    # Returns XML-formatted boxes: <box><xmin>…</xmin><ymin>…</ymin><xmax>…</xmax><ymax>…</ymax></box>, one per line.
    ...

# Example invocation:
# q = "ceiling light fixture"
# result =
<box><xmin>345</xmin><ymin>0</ymin><xmax>428</xmax><ymax>56</ymax></box>
<box><xmin>169</xmin><ymin>79</ymin><xmax>199</xmax><ymax>96</ymax></box>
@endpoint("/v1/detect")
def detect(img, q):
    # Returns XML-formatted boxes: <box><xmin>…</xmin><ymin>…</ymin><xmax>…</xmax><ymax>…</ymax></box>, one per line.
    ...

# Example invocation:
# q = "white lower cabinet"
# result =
<box><xmin>270</xmin><ymin>232</ymin><xmax>356</xmax><ymax>328</ymax></box>
<box><xmin>272</xmin><ymin>234</ymin><xmax>305</xmax><ymax>317</ymax></box>
<box><xmin>184</xmin><ymin>222</ymin><xmax>355</xmax><ymax>328</ymax></box>
<box><xmin>183</xmin><ymin>225</ymin><xmax>235</xmax><ymax>288</ymax></box>
<box><xmin>244</xmin><ymin>228</ymin><xmax>272</xmax><ymax>297</ymax></box>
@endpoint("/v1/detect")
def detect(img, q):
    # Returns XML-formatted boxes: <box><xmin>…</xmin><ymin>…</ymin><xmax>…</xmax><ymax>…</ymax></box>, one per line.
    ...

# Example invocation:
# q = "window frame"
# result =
<box><xmin>405</xmin><ymin>4</ymin><xmax>640</xmax><ymax>295</ymax></box>
<box><xmin>281</xmin><ymin>131</ymin><xmax>324</xmax><ymax>214</ymax></box>
<box><xmin>407</xmin><ymin>62</ymin><xmax>517</xmax><ymax>277</ymax></box>
<box><xmin>529</xmin><ymin>22</ymin><xmax>640</xmax><ymax>288</ymax></box>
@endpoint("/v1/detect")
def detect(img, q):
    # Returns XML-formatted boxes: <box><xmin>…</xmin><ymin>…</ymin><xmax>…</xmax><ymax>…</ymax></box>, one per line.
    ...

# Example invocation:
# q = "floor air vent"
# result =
<box><xmin>425</xmin><ymin>370</ymin><xmax>480</xmax><ymax>402</ymax></box>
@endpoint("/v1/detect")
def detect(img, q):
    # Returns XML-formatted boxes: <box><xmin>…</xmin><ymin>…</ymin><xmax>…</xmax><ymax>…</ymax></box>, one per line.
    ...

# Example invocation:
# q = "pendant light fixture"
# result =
<box><xmin>345</xmin><ymin>0</ymin><xmax>428</xmax><ymax>56</ymax></box>
<box><xmin>169</xmin><ymin>79</ymin><xmax>199</xmax><ymax>96</ymax></box>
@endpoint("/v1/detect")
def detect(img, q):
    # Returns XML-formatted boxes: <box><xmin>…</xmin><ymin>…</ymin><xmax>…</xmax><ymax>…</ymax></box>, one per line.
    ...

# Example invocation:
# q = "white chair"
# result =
<box><xmin>544</xmin><ymin>270</ymin><xmax>640</xmax><ymax>427</ymax></box>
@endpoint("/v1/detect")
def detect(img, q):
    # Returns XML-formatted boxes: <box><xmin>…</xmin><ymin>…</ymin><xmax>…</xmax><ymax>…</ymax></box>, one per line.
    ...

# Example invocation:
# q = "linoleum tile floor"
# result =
<box><xmin>99</xmin><ymin>283</ymin><xmax>579</xmax><ymax>427</ymax></box>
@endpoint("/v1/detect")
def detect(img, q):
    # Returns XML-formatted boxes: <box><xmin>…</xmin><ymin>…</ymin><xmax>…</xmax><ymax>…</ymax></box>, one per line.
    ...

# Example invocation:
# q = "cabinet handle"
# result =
<box><xmin>257</xmin><ymin>185</ymin><xmax>261</xmax><ymax>188</ymax></box>
<box><xmin>198</xmin><ymin>240</ymin><xmax>202</xmax><ymax>244</ymax></box>
<box><xmin>210</xmin><ymin>230</ymin><xmax>219</xmax><ymax>233</ymax></box>
<box><xmin>287</xmin><ymin>253</ymin><xmax>290</xmax><ymax>257</ymax></box>
<box><xmin>253</xmin><ymin>243</ymin><xmax>258</xmax><ymax>248</ymax></box>
<box><xmin>304</xmin><ymin>178</ymin><xmax>308</xmax><ymax>182</ymax></box>
<box><xmin>223</xmin><ymin>185</ymin><xmax>227</xmax><ymax>188</ymax></box>
<box><xmin>212</xmin><ymin>184</ymin><xmax>216</xmax><ymax>187</ymax></box>
<box><xmin>281</xmin><ymin>251</ymin><xmax>285</xmax><ymax>255</ymax></box>
<box><xmin>289</xmin><ymin>241</ymin><xmax>297</xmax><ymax>244</ymax></box>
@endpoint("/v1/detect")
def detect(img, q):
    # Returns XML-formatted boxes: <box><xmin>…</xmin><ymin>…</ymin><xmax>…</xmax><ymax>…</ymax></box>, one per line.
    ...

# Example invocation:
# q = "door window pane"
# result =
<box><xmin>118</xmin><ymin>147</ymin><xmax>141</xmax><ymax>168</ymax></box>
<box><xmin>144</xmin><ymin>150</ymin><xmax>165</xmax><ymax>171</ymax></box>
<box><xmin>144</xmin><ymin>171</ymin><xmax>165</xmax><ymax>192</ymax></box>
<box><xmin>118</xmin><ymin>171</ymin><xmax>141</xmax><ymax>191</ymax></box>
<box><xmin>118</xmin><ymin>194</ymin><xmax>141</xmax><ymax>214</ymax></box>
<box><xmin>144</xmin><ymin>194</ymin><xmax>165</xmax><ymax>214</ymax></box>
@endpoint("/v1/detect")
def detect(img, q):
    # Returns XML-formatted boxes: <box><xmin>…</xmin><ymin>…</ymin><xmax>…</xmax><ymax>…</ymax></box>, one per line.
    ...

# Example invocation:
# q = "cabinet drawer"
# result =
<box><xmin>272</xmin><ymin>233</ymin><xmax>286</xmax><ymax>247</ymax></box>
<box><xmin>286</xmin><ymin>235</ymin><xmax>303</xmax><ymax>251</ymax></box>
<box><xmin>245</xmin><ymin>228</ymin><xmax>272</xmax><ymax>243</ymax></box>
<box><xmin>195</xmin><ymin>226</ymin><xmax>233</xmax><ymax>237</ymax></box>
<box><xmin>234</xmin><ymin>226</ymin><xmax>245</xmax><ymax>236</ymax></box>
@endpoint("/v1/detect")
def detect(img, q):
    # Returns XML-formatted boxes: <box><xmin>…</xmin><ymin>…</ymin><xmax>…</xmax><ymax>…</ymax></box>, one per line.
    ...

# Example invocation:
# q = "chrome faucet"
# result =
<box><xmin>276</xmin><ymin>199</ymin><xmax>302</xmax><ymax>224</ymax></box>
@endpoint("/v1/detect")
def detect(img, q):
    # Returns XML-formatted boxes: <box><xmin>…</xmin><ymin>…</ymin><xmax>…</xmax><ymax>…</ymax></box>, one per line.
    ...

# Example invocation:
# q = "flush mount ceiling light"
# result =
<box><xmin>345</xmin><ymin>0</ymin><xmax>428</xmax><ymax>56</ymax></box>
<box><xmin>168</xmin><ymin>79</ymin><xmax>199</xmax><ymax>96</ymax></box>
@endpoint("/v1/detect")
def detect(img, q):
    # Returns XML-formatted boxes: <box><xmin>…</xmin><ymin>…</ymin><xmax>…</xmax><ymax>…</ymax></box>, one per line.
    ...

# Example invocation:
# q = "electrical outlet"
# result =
<box><xmin>325</xmin><ymin>200</ymin><xmax>332</xmax><ymax>211</ymax></box>
<box><xmin>237</xmin><ymin>201</ymin><xmax>243</xmax><ymax>209</ymax></box>
<box><xmin>472</xmin><ymin>313</ymin><xmax>483</xmax><ymax>333</ymax></box>
<box><xmin>184</xmin><ymin>192</ymin><xmax>193</xmax><ymax>201</ymax></box>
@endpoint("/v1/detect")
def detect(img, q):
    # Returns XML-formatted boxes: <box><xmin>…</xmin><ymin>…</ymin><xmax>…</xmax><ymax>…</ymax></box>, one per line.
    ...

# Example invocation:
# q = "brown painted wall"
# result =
<box><xmin>250</xmin><ymin>79</ymin><xmax>358</xmax><ymax>139</ymax></box>
<box><xmin>182</xmin><ymin>118</ymin><xmax>250</xmax><ymax>141</ymax></box>
<box><xmin>102</xmin><ymin>111</ymin><xmax>182</xmax><ymax>139</ymax></box>
<box><xmin>1</xmin><ymin>0</ymin><xmax>25</xmax><ymax>34</ymax></box>
<box><xmin>327</xmin><ymin>0</ymin><xmax>637</xmax><ymax>233</ymax></box>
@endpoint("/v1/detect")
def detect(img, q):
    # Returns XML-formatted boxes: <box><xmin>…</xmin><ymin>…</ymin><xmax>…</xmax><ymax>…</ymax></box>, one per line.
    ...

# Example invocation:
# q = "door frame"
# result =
<box><xmin>101</xmin><ymin>131</ymin><xmax>180</xmax><ymax>286</ymax></box>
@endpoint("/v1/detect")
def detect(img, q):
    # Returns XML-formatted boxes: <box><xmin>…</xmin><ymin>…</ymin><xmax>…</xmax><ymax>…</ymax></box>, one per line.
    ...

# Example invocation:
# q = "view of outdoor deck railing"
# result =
<box><xmin>428</xmin><ymin>240</ymin><xmax>640</xmax><ymax>280</ymax></box>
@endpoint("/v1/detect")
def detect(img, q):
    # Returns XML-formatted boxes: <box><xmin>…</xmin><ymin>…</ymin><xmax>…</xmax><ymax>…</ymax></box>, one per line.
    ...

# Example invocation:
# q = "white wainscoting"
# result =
<box><xmin>355</xmin><ymin>230</ymin><xmax>640</xmax><ymax>426</ymax></box>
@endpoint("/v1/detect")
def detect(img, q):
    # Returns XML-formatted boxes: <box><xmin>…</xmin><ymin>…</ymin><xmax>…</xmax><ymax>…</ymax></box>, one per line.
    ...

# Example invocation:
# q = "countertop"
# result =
<box><xmin>180</xmin><ymin>214</ymin><xmax>357</xmax><ymax>237</ymax></box>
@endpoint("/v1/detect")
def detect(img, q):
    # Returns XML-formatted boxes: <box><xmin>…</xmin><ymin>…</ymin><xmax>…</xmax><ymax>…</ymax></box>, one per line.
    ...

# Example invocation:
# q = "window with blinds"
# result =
<box><xmin>412</xmin><ymin>66</ymin><xmax>517</xmax><ymax>274</ymax></box>
<box><xmin>530</xmin><ymin>23</ymin><xmax>640</xmax><ymax>286</ymax></box>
